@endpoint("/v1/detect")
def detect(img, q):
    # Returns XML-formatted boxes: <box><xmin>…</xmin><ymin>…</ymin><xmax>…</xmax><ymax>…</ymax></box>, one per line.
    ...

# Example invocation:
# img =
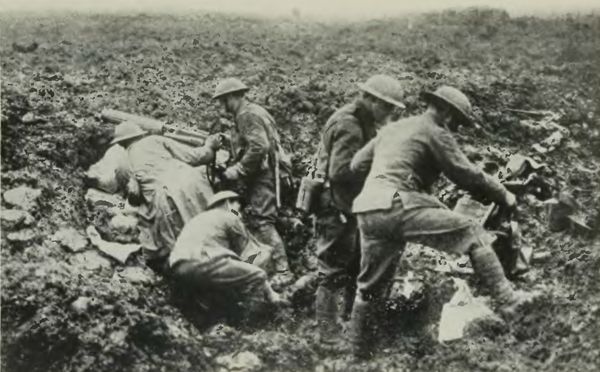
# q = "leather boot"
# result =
<box><xmin>315</xmin><ymin>285</ymin><xmax>340</xmax><ymax>346</ymax></box>
<box><xmin>348</xmin><ymin>298</ymin><xmax>377</xmax><ymax>360</ymax></box>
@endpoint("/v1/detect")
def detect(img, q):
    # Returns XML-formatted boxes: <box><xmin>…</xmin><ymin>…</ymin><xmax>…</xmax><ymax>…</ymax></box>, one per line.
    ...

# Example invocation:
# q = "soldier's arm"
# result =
<box><xmin>233</xmin><ymin>113</ymin><xmax>270</xmax><ymax>177</ymax></box>
<box><xmin>226</xmin><ymin>213</ymin><xmax>249</xmax><ymax>255</ymax></box>
<box><xmin>350</xmin><ymin>136</ymin><xmax>376</xmax><ymax>177</ymax></box>
<box><xmin>162</xmin><ymin>137</ymin><xmax>215</xmax><ymax>165</ymax></box>
<box><xmin>328</xmin><ymin>121</ymin><xmax>366</xmax><ymax>184</ymax></box>
<box><xmin>430</xmin><ymin>129</ymin><xmax>508</xmax><ymax>204</ymax></box>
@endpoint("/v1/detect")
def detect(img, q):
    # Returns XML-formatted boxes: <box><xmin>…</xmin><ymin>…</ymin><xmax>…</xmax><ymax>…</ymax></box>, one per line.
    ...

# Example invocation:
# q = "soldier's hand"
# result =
<box><xmin>222</xmin><ymin>166</ymin><xmax>240</xmax><ymax>181</ymax></box>
<box><xmin>204</xmin><ymin>134</ymin><xmax>222</xmax><ymax>151</ymax></box>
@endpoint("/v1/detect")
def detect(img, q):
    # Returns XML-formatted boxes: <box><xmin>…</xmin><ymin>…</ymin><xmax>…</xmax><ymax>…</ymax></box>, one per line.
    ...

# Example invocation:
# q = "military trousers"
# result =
<box><xmin>355</xmin><ymin>198</ymin><xmax>495</xmax><ymax>301</ymax></box>
<box><xmin>171</xmin><ymin>257</ymin><xmax>268</xmax><ymax>320</ymax></box>
<box><xmin>315</xmin><ymin>209</ymin><xmax>360</xmax><ymax>291</ymax></box>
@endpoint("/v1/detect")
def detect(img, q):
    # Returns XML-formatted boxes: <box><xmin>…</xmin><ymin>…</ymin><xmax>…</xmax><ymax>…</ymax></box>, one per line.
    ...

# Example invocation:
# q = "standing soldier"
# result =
<box><xmin>212</xmin><ymin>78</ymin><xmax>291</xmax><ymax>285</ymax></box>
<box><xmin>348</xmin><ymin>86</ymin><xmax>537</xmax><ymax>359</ymax></box>
<box><xmin>312</xmin><ymin>75</ymin><xmax>405</xmax><ymax>348</ymax></box>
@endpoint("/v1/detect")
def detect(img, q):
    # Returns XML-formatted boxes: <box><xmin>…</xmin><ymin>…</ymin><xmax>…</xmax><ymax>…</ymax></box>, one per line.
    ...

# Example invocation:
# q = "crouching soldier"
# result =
<box><xmin>313</xmin><ymin>75</ymin><xmax>405</xmax><ymax>348</ymax></box>
<box><xmin>348</xmin><ymin>86</ymin><xmax>537</xmax><ymax>359</ymax></box>
<box><xmin>212</xmin><ymin>78</ymin><xmax>292</xmax><ymax>286</ymax></box>
<box><xmin>169</xmin><ymin>191</ymin><xmax>288</xmax><ymax>324</ymax></box>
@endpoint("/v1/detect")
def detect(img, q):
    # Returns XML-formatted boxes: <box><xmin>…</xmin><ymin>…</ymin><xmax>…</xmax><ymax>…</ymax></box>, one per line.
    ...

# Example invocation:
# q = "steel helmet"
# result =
<box><xmin>357</xmin><ymin>74</ymin><xmax>406</xmax><ymax>109</ymax></box>
<box><xmin>207</xmin><ymin>190</ymin><xmax>241</xmax><ymax>209</ymax></box>
<box><xmin>423</xmin><ymin>86</ymin><xmax>473</xmax><ymax>125</ymax></box>
<box><xmin>110</xmin><ymin>121</ymin><xmax>147</xmax><ymax>145</ymax></box>
<box><xmin>212</xmin><ymin>78</ymin><xmax>249</xmax><ymax>100</ymax></box>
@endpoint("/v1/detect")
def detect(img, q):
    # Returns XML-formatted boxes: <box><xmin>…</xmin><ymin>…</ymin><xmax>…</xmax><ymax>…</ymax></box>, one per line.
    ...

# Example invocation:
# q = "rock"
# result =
<box><xmin>51</xmin><ymin>227</ymin><xmax>89</xmax><ymax>252</ymax></box>
<box><xmin>1</xmin><ymin>209</ymin><xmax>35</xmax><ymax>230</ymax></box>
<box><xmin>21</xmin><ymin>112</ymin><xmax>45</xmax><ymax>124</ymax></box>
<box><xmin>87</xmin><ymin>226</ymin><xmax>141</xmax><ymax>264</ymax></box>
<box><xmin>3</xmin><ymin>186</ymin><xmax>42</xmax><ymax>212</ymax></box>
<box><xmin>6</xmin><ymin>228</ymin><xmax>39</xmax><ymax>247</ymax></box>
<box><xmin>85</xmin><ymin>188</ymin><xmax>125</xmax><ymax>209</ymax></box>
<box><xmin>114</xmin><ymin>266</ymin><xmax>155</xmax><ymax>284</ymax></box>
<box><xmin>109</xmin><ymin>214</ymin><xmax>138</xmax><ymax>234</ymax></box>
<box><xmin>215</xmin><ymin>351</ymin><xmax>262</xmax><ymax>372</ymax></box>
<box><xmin>71</xmin><ymin>296</ymin><xmax>95</xmax><ymax>314</ymax></box>
<box><xmin>69</xmin><ymin>250</ymin><xmax>112</xmax><ymax>271</ymax></box>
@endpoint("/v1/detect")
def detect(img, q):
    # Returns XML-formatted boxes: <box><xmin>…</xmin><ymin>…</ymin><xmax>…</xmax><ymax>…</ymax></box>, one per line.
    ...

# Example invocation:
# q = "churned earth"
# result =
<box><xmin>1</xmin><ymin>9</ymin><xmax>600</xmax><ymax>372</ymax></box>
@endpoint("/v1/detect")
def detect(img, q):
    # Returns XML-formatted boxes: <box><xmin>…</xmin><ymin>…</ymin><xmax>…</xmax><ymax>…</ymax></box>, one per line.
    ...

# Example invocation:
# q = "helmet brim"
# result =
<box><xmin>357</xmin><ymin>83</ymin><xmax>406</xmax><ymax>109</ymax></box>
<box><xmin>422</xmin><ymin>91</ymin><xmax>473</xmax><ymax>126</ymax></box>
<box><xmin>212</xmin><ymin>87</ymin><xmax>249</xmax><ymax>100</ymax></box>
<box><xmin>207</xmin><ymin>193</ymin><xmax>241</xmax><ymax>208</ymax></box>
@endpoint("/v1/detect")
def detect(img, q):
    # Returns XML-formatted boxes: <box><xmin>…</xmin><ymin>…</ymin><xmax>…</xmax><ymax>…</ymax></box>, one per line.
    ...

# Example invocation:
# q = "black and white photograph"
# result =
<box><xmin>1</xmin><ymin>0</ymin><xmax>599</xmax><ymax>371</ymax></box>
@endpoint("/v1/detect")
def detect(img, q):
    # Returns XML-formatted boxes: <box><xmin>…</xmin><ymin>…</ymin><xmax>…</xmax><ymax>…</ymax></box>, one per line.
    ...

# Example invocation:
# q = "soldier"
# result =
<box><xmin>348</xmin><ymin>86</ymin><xmax>537</xmax><ymax>359</ymax></box>
<box><xmin>312</xmin><ymin>75</ymin><xmax>406</xmax><ymax>348</ymax></box>
<box><xmin>111</xmin><ymin>121</ymin><xmax>221</xmax><ymax>268</ymax></box>
<box><xmin>212</xmin><ymin>77</ymin><xmax>291</xmax><ymax>285</ymax></box>
<box><xmin>169</xmin><ymin>191</ymin><xmax>288</xmax><ymax>323</ymax></box>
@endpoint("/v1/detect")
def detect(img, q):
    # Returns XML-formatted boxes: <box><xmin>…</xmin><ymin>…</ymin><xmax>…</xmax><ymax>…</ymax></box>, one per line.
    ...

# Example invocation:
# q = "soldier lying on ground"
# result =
<box><xmin>111</xmin><ymin>121</ymin><xmax>221</xmax><ymax>271</ymax></box>
<box><xmin>168</xmin><ymin>191</ymin><xmax>289</xmax><ymax>324</ymax></box>
<box><xmin>212</xmin><ymin>77</ymin><xmax>293</xmax><ymax>287</ymax></box>
<box><xmin>348</xmin><ymin>86</ymin><xmax>538</xmax><ymax>359</ymax></box>
<box><xmin>311</xmin><ymin>75</ymin><xmax>405</xmax><ymax>349</ymax></box>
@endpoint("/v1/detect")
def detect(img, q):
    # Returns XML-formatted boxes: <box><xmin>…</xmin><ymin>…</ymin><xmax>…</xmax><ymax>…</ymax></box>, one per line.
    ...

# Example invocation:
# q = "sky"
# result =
<box><xmin>0</xmin><ymin>0</ymin><xmax>598</xmax><ymax>19</ymax></box>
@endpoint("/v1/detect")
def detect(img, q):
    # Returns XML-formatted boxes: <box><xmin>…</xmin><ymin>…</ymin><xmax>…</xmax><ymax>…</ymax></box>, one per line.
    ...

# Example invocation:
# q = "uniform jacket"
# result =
<box><xmin>351</xmin><ymin>111</ymin><xmax>508</xmax><ymax>213</ymax></box>
<box><xmin>128</xmin><ymin>135</ymin><xmax>215</xmax><ymax>252</ymax></box>
<box><xmin>230</xmin><ymin>101</ymin><xmax>280</xmax><ymax>178</ymax></box>
<box><xmin>315</xmin><ymin>102</ymin><xmax>376</xmax><ymax>213</ymax></box>
<box><xmin>168</xmin><ymin>208</ymin><xmax>250</xmax><ymax>266</ymax></box>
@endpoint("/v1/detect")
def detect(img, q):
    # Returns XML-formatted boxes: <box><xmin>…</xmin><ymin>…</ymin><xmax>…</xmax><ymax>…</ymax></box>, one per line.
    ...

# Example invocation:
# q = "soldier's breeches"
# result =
<box><xmin>253</xmin><ymin>221</ymin><xmax>289</xmax><ymax>273</ymax></box>
<box><xmin>171</xmin><ymin>257</ymin><xmax>268</xmax><ymax>315</ymax></box>
<box><xmin>315</xmin><ymin>211</ymin><xmax>360</xmax><ymax>290</ymax></box>
<box><xmin>355</xmin><ymin>200</ymin><xmax>497</xmax><ymax>301</ymax></box>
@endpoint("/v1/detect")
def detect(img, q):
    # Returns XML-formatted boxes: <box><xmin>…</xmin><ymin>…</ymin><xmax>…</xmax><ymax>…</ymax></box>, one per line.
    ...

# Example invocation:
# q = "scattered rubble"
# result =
<box><xmin>6</xmin><ymin>228</ymin><xmax>39</xmax><ymax>248</ymax></box>
<box><xmin>3</xmin><ymin>185</ymin><xmax>42</xmax><ymax>212</ymax></box>
<box><xmin>69</xmin><ymin>250</ymin><xmax>112</xmax><ymax>271</ymax></box>
<box><xmin>85</xmin><ymin>188</ymin><xmax>125</xmax><ymax>209</ymax></box>
<box><xmin>51</xmin><ymin>227</ymin><xmax>89</xmax><ymax>252</ymax></box>
<box><xmin>1</xmin><ymin>209</ymin><xmax>35</xmax><ymax>230</ymax></box>
<box><xmin>113</xmin><ymin>266</ymin><xmax>156</xmax><ymax>285</ymax></box>
<box><xmin>215</xmin><ymin>351</ymin><xmax>262</xmax><ymax>372</ymax></box>
<box><xmin>86</xmin><ymin>225</ymin><xmax>141</xmax><ymax>264</ymax></box>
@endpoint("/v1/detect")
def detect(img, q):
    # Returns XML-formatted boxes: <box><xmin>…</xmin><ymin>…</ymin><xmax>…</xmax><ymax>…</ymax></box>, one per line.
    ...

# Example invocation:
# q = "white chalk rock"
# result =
<box><xmin>3</xmin><ymin>186</ymin><xmax>42</xmax><ymax>212</ymax></box>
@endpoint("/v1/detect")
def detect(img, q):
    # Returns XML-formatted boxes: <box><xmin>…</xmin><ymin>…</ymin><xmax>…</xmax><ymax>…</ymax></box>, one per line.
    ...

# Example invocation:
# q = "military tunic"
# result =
<box><xmin>230</xmin><ymin>101</ymin><xmax>288</xmax><ymax>272</ymax></box>
<box><xmin>314</xmin><ymin>102</ymin><xmax>376</xmax><ymax>290</ymax></box>
<box><xmin>127</xmin><ymin>135</ymin><xmax>215</xmax><ymax>258</ymax></box>
<box><xmin>169</xmin><ymin>208</ymin><xmax>272</xmax><ymax>318</ymax></box>
<box><xmin>351</xmin><ymin>111</ymin><xmax>509</xmax><ymax>300</ymax></box>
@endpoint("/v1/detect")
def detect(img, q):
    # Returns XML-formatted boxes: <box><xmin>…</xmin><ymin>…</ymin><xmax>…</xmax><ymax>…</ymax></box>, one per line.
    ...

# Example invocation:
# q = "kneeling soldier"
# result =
<box><xmin>348</xmin><ymin>86</ymin><xmax>537</xmax><ymax>359</ymax></box>
<box><xmin>169</xmin><ymin>191</ymin><xmax>287</xmax><ymax>323</ymax></box>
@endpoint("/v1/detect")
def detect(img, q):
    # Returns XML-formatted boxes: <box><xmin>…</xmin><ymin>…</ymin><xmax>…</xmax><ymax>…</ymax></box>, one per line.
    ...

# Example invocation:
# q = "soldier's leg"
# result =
<box><xmin>350</xmin><ymin>211</ymin><xmax>404</xmax><ymax>360</ymax></box>
<box><xmin>314</xmin><ymin>211</ymin><xmax>359</xmax><ymax>344</ymax></box>
<box><xmin>400</xmin><ymin>207</ymin><xmax>534</xmax><ymax>314</ymax></box>
<box><xmin>245</xmin><ymin>173</ymin><xmax>290</xmax><ymax>275</ymax></box>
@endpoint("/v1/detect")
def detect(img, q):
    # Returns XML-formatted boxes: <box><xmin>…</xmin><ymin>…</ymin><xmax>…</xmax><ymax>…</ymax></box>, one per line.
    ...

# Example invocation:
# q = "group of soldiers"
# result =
<box><xmin>110</xmin><ymin>74</ymin><xmax>536</xmax><ymax>360</ymax></box>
